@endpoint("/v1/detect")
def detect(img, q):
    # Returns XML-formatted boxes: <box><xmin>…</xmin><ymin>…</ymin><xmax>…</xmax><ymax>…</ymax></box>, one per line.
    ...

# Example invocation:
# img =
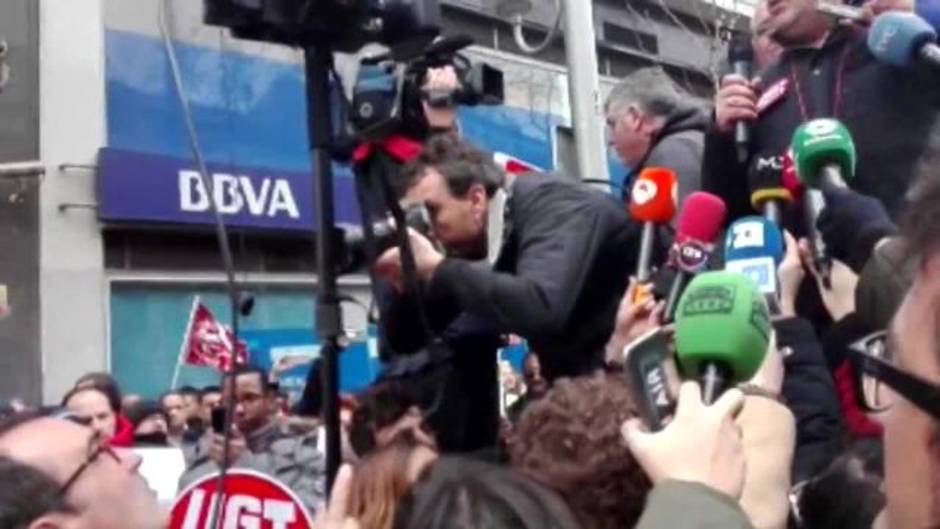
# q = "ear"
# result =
<box><xmin>626</xmin><ymin>104</ymin><xmax>645</xmax><ymax>131</ymax></box>
<box><xmin>468</xmin><ymin>184</ymin><xmax>488</xmax><ymax>217</ymax></box>
<box><xmin>28</xmin><ymin>513</ymin><xmax>70</xmax><ymax>529</ymax></box>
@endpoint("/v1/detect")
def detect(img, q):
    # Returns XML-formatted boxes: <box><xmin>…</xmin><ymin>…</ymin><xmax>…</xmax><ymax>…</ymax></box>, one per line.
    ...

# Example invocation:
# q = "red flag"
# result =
<box><xmin>179</xmin><ymin>297</ymin><xmax>248</xmax><ymax>372</ymax></box>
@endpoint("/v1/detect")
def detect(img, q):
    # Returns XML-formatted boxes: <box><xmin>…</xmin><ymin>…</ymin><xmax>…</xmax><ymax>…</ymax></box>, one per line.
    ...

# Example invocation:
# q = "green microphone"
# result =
<box><xmin>791</xmin><ymin>118</ymin><xmax>856</xmax><ymax>191</ymax></box>
<box><xmin>675</xmin><ymin>271</ymin><xmax>771</xmax><ymax>404</ymax></box>
<box><xmin>791</xmin><ymin>119</ymin><xmax>857</xmax><ymax>288</ymax></box>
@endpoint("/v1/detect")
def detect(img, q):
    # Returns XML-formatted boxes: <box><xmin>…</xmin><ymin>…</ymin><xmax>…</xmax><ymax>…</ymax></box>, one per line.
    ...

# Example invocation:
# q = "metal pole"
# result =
<box><xmin>304</xmin><ymin>46</ymin><xmax>343</xmax><ymax>492</ymax></box>
<box><xmin>561</xmin><ymin>0</ymin><xmax>609</xmax><ymax>183</ymax></box>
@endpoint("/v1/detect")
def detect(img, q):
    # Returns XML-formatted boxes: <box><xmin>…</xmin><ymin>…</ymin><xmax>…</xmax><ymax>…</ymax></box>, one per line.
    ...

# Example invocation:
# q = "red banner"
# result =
<box><xmin>179</xmin><ymin>297</ymin><xmax>248</xmax><ymax>372</ymax></box>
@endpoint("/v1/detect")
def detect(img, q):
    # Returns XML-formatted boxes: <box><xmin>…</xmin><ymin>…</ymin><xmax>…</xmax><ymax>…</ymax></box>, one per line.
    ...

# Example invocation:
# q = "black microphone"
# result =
<box><xmin>728</xmin><ymin>35</ymin><xmax>754</xmax><ymax>164</ymax></box>
<box><xmin>747</xmin><ymin>153</ymin><xmax>793</xmax><ymax>226</ymax></box>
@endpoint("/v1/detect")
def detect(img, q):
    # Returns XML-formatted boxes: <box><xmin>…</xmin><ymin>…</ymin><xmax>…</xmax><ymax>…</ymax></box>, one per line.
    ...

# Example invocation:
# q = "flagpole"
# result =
<box><xmin>172</xmin><ymin>296</ymin><xmax>200</xmax><ymax>390</ymax></box>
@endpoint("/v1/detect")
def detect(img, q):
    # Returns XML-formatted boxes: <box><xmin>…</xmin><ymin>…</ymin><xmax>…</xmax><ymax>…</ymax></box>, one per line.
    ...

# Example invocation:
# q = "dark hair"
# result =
<box><xmin>401</xmin><ymin>133</ymin><xmax>504</xmax><ymax>199</ymax></box>
<box><xmin>225</xmin><ymin>365</ymin><xmax>274</xmax><ymax>393</ymax></box>
<box><xmin>509</xmin><ymin>374</ymin><xmax>650</xmax><ymax>529</ymax></box>
<box><xmin>178</xmin><ymin>386</ymin><xmax>202</xmax><ymax>400</ymax></box>
<box><xmin>393</xmin><ymin>457</ymin><xmax>582</xmax><ymax>529</ymax></box>
<box><xmin>124</xmin><ymin>400</ymin><xmax>168</xmax><ymax>430</ymax></box>
<box><xmin>796</xmin><ymin>440</ymin><xmax>885</xmax><ymax>529</ymax></box>
<box><xmin>902</xmin><ymin>126</ymin><xmax>940</xmax><ymax>263</ymax></box>
<box><xmin>74</xmin><ymin>372</ymin><xmax>122</xmax><ymax>413</ymax></box>
<box><xmin>350</xmin><ymin>382</ymin><xmax>418</xmax><ymax>457</ymax></box>
<box><xmin>61</xmin><ymin>387</ymin><xmax>114</xmax><ymax>414</ymax></box>
<box><xmin>0</xmin><ymin>456</ymin><xmax>73</xmax><ymax>529</ymax></box>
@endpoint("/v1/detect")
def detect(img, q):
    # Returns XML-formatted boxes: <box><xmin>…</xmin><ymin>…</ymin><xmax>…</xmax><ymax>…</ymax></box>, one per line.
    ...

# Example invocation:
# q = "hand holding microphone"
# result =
<box><xmin>715</xmin><ymin>75</ymin><xmax>759</xmax><ymax>136</ymax></box>
<box><xmin>817</xmin><ymin>187</ymin><xmax>896</xmax><ymax>272</ymax></box>
<box><xmin>727</xmin><ymin>36</ymin><xmax>754</xmax><ymax>162</ymax></box>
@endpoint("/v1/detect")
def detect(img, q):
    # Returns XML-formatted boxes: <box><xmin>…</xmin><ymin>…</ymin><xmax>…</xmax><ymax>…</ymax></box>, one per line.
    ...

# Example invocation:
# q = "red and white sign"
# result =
<box><xmin>493</xmin><ymin>152</ymin><xmax>543</xmax><ymax>175</ymax></box>
<box><xmin>179</xmin><ymin>297</ymin><xmax>248</xmax><ymax>372</ymax></box>
<box><xmin>169</xmin><ymin>469</ymin><xmax>314</xmax><ymax>529</ymax></box>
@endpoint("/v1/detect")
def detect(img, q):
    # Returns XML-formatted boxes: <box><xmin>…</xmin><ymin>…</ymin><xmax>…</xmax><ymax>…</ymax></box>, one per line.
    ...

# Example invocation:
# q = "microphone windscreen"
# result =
<box><xmin>748</xmin><ymin>154</ymin><xmax>793</xmax><ymax>209</ymax></box>
<box><xmin>724</xmin><ymin>217</ymin><xmax>784</xmax><ymax>294</ymax></box>
<box><xmin>675</xmin><ymin>271</ymin><xmax>771</xmax><ymax>383</ymax></box>
<box><xmin>629</xmin><ymin>167</ymin><xmax>678</xmax><ymax>224</ymax></box>
<box><xmin>728</xmin><ymin>34</ymin><xmax>754</xmax><ymax>64</ymax></box>
<box><xmin>790</xmin><ymin>118</ymin><xmax>857</xmax><ymax>188</ymax></box>
<box><xmin>676</xmin><ymin>191</ymin><xmax>727</xmax><ymax>243</ymax></box>
<box><xmin>868</xmin><ymin>11</ymin><xmax>937</xmax><ymax>67</ymax></box>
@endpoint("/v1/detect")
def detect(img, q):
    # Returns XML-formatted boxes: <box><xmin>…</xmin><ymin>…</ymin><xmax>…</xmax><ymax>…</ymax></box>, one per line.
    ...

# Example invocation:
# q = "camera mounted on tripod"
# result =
<box><xmin>349</xmin><ymin>35</ymin><xmax>505</xmax><ymax>141</ymax></box>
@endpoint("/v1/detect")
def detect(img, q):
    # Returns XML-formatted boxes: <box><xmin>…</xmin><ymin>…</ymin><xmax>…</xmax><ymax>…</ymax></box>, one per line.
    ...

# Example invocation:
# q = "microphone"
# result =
<box><xmin>663</xmin><ymin>192</ymin><xmax>728</xmax><ymax>324</ymax></box>
<box><xmin>815</xmin><ymin>1</ymin><xmax>865</xmax><ymax>22</ymax></box>
<box><xmin>748</xmin><ymin>153</ymin><xmax>793</xmax><ymax>225</ymax></box>
<box><xmin>629</xmin><ymin>167</ymin><xmax>678</xmax><ymax>283</ymax></box>
<box><xmin>868</xmin><ymin>12</ymin><xmax>940</xmax><ymax>70</ymax></box>
<box><xmin>919</xmin><ymin>0</ymin><xmax>940</xmax><ymax>31</ymax></box>
<box><xmin>791</xmin><ymin>118</ymin><xmax>857</xmax><ymax>287</ymax></box>
<box><xmin>724</xmin><ymin>216</ymin><xmax>784</xmax><ymax>307</ymax></box>
<box><xmin>675</xmin><ymin>270</ymin><xmax>771</xmax><ymax>404</ymax></box>
<box><xmin>728</xmin><ymin>35</ymin><xmax>754</xmax><ymax>163</ymax></box>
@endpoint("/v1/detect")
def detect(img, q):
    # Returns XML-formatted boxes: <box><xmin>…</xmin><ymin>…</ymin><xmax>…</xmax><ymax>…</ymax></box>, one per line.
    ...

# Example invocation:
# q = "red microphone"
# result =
<box><xmin>663</xmin><ymin>191</ymin><xmax>728</xmax><ymax>323</ymax></box>
<box><xmin>781</xmin><ymin>148</ymin><xmax>804</xmax><ymax>202</ymax></box>
<box><xmin>629</xmin><ymin>167</ymin><xmax>678</xmax><ymax>282</ymax></box>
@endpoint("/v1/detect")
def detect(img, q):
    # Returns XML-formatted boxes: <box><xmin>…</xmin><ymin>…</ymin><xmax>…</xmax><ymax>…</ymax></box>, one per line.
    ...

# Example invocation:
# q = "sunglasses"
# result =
<box><xmin>59</xmin><ymin>432</ymin><xmax>121</xmax><ymax>495</ymax></box>
<box><xmin>848</xmin><ymin>331</ymin><xmax>940</xmax><ymax>422</ymax></box>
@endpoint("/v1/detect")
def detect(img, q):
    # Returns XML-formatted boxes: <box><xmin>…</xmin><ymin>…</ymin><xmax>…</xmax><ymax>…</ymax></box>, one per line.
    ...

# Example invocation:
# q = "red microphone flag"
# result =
<box><xmin>629</xmin><ymin>167</ymin><xmax>678</xmax><ymax>224</ymax></box>
<box><xmin>179</xmin><ymin>297</ymin><xmax>248</xmax><ymax>372</ymax></box>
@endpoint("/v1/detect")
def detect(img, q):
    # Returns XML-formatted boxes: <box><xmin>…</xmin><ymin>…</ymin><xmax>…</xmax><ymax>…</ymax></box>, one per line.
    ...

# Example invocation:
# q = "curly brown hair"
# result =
<box><xmin>508</xmin><ymin>373</ymin><xmax>651</xmax><ymax>529</ymax></box>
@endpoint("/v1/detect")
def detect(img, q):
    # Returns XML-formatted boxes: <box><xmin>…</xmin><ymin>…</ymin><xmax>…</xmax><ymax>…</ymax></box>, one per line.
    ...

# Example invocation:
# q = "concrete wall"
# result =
<box><xmin>0</xmin><ymin>1</ymin><xmax>41</xmax><ymax>404</ymax></box>
<box><xmin>39</xmin><ymin>0</ymin><xmax>109</xmax><ymax>403</ymax></box>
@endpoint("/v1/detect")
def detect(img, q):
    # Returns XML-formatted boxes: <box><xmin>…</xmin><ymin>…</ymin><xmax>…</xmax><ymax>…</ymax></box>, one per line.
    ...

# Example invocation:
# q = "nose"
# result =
<box><xmin>114</xmin><ymin>447</ymin><xmax>143</xmax><ymax>474</ymax></box>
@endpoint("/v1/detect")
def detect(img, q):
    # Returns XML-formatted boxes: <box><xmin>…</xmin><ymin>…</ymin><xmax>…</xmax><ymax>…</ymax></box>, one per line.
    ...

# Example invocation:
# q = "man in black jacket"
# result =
<box><xmin>704</xmin><ymin>0</ymin><xmax>940</xmax><ymax>223</ymax></box>
<box><xmin>376</xmin><ymin>134</ymin><xmax>640</xmax><ymax>382</ymax></box>
<box><xmin>605</xmin><ymin>67</ymin><xmax>708</xmax><ymax>208</ymax></box>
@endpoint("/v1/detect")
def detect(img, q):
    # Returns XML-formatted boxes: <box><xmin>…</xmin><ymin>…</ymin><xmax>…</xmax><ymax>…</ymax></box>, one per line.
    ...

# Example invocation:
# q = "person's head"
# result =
<box><xmin>400</xmin><ymin>134</ymin><xmax>505</xmax><ymax>259</ymax></box>
<box><xmin>222</xmin><ymin>366</ymin><xmax>278</xmax><ymax>435</ymax></box>
<box><xmin>762</xmin><ymin>0</ymin><xmax>833</xmax><ymax>48</ymax></box>
<box><xmin>177</xmin><ymin>386</ymin><xmax>202</xmax><ymax>422</ymax></box>
<box><xmin>159</xmin><ymin>391</ymin><xmax>186</xmax><ymax>436</ymax></box>
<box><xmin>350</xmin><ymin>383</ymin><xmax>436</xmax><ymax>458</ymax></box>
<box><xmin>124</xmin><ymin>401</ymin><xmax>168</xmax><ymax>444</ymax></box>
<box><xmin>393</xmin><ymin>456</ymin><xmax>582</xmax><ymax>529</ymax></box>
<box><xmin>199</xmin><ymin>385</ymin><xmax>222</xmax><ymax>424</ymax></box>
<box><xmin>349</xmin><ymin>432</ymin><xmax>439</xmax><ymax>529</ymax></box>
<box><xmin>509</xmin><ymin>373</ymin><xmax>650</xmax><ymax>529</ymax></box>
<box><xmin>73</xmin><ymin>373</ymin><xmax>122</xmax><ymax>415</ymax></box>
<box><xmin>120</xmin><ymin>394</ymin><xmax>142</xmax><ymax>412</ymax></box>
<box><xmin>794</xmin><ymin>439</ymin><xmax>885</xmax><ymax>529</ymax></box>
<box><xmin>604</xmin><ymin>67</ymin><xmax>682</xmax><ymax>169</ymax></box>
<box><xmin>62</xmin><ymin>388</ymin><xmax>117</xmax><ymax>440</ymax></box>
<box><xmin>0</xmin><ymin>412</ymin><xmax>165</xmax><ymax>529</ymax></box>
<box><xmin>880</xmin><ymin>129</ymin><xmax>940</xmax><ymax>529</ymax></box>
<box><xmin>751</xmin><ymin>0</ymin><xmax>784</xmax><ymax>69</ymax></box>
<box><xmin>522</xmin><ymin>352</ymin><xmax>549</xmax><ymax>398</ymax></box>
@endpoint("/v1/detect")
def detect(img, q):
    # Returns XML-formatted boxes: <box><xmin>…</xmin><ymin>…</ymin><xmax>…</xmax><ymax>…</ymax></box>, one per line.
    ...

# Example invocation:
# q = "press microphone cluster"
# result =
<box><xmin>663</xmin><ymin>192</ymin><xmax>727</xmax><ymax>323</ymax></box>
<box><xmin>724</xmin><ymin>216</ymin><xmax>784</xmax><ymax>302</ymax></box>
<box><xmin>869</xmin><ymin>11</ymin><xmax>940</xmax><ymax>70</ymax></box>
<box><xmin>675</xmin><ymin>270</ymin><xmax>771</xmax><ymax>404</ymax></box>
<box><xmin>629</xmin><ymin>167</ymin><xmax>678</xmax><ymax>283</ymax></box>
<box><xmin>748</xmin><ymin>154</ymin><xmax>793</xmax><ymax>226</ymax></box>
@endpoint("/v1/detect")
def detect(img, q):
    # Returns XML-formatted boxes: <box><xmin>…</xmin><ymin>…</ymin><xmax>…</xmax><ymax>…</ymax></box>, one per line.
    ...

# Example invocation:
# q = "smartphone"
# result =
<box><xmin>211</xmin><ymin>406</ymin><xmax>229</xmax><ymax>435</ymax></box>
<box><xmin>622</xmin><ymin>328</ymin><xmax>676</xmax><ymax>432</ymax></box>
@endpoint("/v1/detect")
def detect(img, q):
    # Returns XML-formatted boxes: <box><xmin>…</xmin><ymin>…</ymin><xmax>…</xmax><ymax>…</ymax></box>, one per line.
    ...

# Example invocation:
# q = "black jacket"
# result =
<box><xmin>774</xmin><ymin>317</ymin><xmax>846</xmax><ymax>483</ymax></box>
<box><xmin>641</xmin><ymin>106</ymin><xmax>709</xmax><ymax>208</ymax></box>
<box><xmin>428</xmin><ymin>173</ymin><xmax>641</xmax><ymax>380</ymax></box>
<box><xmin>703</xmin><ymin>26</ymin><xmax>940</xmax><ymax>224</ymax></box>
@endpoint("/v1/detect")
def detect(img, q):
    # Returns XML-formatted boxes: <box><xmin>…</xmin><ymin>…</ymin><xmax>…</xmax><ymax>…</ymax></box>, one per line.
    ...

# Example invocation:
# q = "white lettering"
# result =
<box><xmin>263</xmin><ymin>499</ymin><xmax>297</xmax><ymax>529</ymax></box>
<box><xmin>181</xmin><ymin>488</ymin><xmax>206</xmax><ymax>529</ymax></box>
<box><xmin>241</xmin><ymin>176</ymin><xmax>271</xmax><ymax>216</ymax></box>
<box><xmin>268</xmin><ymin>179</ymin><xmax>300</xmax><ymax>219</ymax></box>
<box><xmin>215</xmin><ymin>174</ymin><xmax>244</xmax><ymax>215</ymax></box>
<box><xmin>732</xmin><ymin>221</ymin><xmax>765</xmax><ymax>249</ymax></box>
<box><xmin>223</xmin><ymin>494</ymin><xmax>261</xmax><ymax>529</ymax></box>
<box><xmin>180</xmin><ymin>170</ymin><xmax>210</xmax><ymax>212</ymax></box>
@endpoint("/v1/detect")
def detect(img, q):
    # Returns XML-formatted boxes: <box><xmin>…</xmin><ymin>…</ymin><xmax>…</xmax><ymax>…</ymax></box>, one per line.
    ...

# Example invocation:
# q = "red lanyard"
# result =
<box><xmin>788</xmin><ymin>45</ymin><xmax>852</xmax><ymax>120</ymax></box>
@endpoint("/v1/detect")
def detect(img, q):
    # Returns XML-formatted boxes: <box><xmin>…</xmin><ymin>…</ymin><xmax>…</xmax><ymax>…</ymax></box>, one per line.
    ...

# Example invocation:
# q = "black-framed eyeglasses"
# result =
<box><xmin>848</xmin><ymin>331</ymin><xmax>940</xmax><ymax>422</ymax></box>
<box><xmin>58</xmin><ymin>432</ymin><xmax>121</xmax><ymax>495</ymax></box>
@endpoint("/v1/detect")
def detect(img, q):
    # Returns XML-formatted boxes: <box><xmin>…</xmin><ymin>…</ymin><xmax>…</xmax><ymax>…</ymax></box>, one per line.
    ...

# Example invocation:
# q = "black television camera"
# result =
<box><xmin>348</xmin><ymin>35</ymin><xmax>505</xmax><ymax>141</ymax></box>
<box><xmin>204</xmin><ymin>0</ymin><xmax>442</xmax><ymax>58</ymax></box>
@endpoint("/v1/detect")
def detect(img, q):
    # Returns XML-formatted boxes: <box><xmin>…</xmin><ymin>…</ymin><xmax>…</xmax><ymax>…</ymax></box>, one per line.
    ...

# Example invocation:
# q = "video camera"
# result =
<box><xmin>349</xmin><ymin>35</ymin><xmax>505</xmax><ymax>141</ymax></box>
<box><xmin>204</xmin><ymin>0</ymin><xmax>442</xmax><ymax>58</ymax></box>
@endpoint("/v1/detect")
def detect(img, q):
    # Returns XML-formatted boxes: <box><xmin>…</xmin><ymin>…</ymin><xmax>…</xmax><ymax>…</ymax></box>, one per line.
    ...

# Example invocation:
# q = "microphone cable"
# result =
<box><xmin>159</xmin><ymin>2</ymin><xmax>241</xmax><ymax>528</ymax></box>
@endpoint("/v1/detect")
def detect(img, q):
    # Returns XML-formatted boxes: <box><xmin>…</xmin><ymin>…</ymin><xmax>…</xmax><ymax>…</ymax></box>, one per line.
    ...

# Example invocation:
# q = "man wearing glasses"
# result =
<box><xmin>0</xmin><ymin>411</ymin><xmax>167</xmax><ymax>529</ymax></box>
<box><xmin>846</xmin><ymin>130</ymin><xmax>940</xmax><ymax>529</ymax></box>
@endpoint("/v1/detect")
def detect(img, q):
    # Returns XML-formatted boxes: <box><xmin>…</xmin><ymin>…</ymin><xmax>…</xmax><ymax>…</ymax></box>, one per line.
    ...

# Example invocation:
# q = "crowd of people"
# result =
<box><xmin>3</xmin><ymin>0</ymin><xmax>940</xmax><ymax>528</ymax></box>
